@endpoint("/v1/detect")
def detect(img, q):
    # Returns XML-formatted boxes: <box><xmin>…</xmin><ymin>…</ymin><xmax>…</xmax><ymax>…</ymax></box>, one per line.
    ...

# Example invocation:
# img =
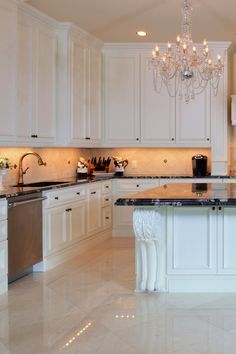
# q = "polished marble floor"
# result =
<box><xmin>1</xmin><ymin>237</ymin><xmax>236</xmax><ymax>353</ymax></box>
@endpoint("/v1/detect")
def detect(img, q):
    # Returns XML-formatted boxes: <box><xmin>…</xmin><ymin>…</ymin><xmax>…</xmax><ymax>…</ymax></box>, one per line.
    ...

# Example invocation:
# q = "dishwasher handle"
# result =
<box><xmin>8</xmin><ymin>196</ymin><xmax>47</xmax><ymax>208</ymax></box>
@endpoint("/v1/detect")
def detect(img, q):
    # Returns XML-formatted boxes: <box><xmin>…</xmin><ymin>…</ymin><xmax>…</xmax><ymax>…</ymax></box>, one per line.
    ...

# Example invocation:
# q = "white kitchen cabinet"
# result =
<box><xmin>175</xmin><ymin>87</ymin><xmax>211</xmax><ymax>146</ymax></box>
<box><xmin>104</xmin><ymin>48</ymin><xmax>140</xmax><ymax>145</ymax></box>
<box><xmin>167</xmin><ymin>206</ymin><xmax>217</xmax><ymax>274</ymax></box>
<box><xmin>86</xmin><ymin>183</ymin><xmax>102</xmax><ymax>236</ymax></box>
<box><xmin>218</xmin><ymin>207</ymin><xmax>236</xmax><ymax>274</ymax></box>
<box><xmin>56</xmin><ymin>24</ymin><xmax>102</xmax><ymax>146</ymax></box>
<box><xmin>69</xmin><ymin>202</ymin><xmax>86</xmax><ymax>242</ymax></box>
<box><xmin>44</xmin><ymin>205</ymin><xmax>68</xmax><ymax>256</ymax></box>
<box><xmin>0</xmin><ymin>0</ymin><xmax>17</xmax><ymax>143</ymax></box>
<box><xmin>17</xmin><ymin>6</ymin><xmax>57</xmax><ymax>145</ymax></box>
<box><xmin>140</xmin><ymin>52</ymin><xmax>175</xmax><ymax>145</ymax></box>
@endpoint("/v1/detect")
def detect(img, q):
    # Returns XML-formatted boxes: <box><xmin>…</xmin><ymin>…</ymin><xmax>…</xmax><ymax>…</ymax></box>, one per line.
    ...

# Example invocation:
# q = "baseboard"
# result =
<box><xmin>33</xmin><ymin>229</ymin><xmax>112</xmax><ymax>272</ymax></box>
<box><xmin>167</xmin><ymin>275</ymin><xmax>236</xmax><ymax>292</ymax></box>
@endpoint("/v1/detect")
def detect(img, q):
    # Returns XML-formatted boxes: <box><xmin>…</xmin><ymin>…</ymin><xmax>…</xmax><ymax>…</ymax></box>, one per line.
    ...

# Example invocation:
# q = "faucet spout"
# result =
<box><xmin>17</xmin><ymin>152</ymin><xmax>47</xmax><ymax>185</ymax></box>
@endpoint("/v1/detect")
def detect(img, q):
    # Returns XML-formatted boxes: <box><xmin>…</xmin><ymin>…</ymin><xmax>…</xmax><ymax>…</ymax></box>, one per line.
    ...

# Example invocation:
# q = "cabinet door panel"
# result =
<box><xmin>167</xmin><ymin>207</ymin><xmax>217</xmax><ymax>274</ymax></box>
<box><xmin>0</xmin><ymin>0</ymin><xmax>16</xmax><ymax>140</ymax></box>
<box><xmin>104</xmin><ymin>52</ymin><xmax>139</xmax><ymax>144</ymax></box>
<box><xmin>140</xmin><ymin>54</ymin><xmax>175</xmax><ymax>144</ymax></box>
<box><xmin>70</xmin><ymin>202</ymin><xmax>86</xmax><ymax>242</ymax></box>
<box><xmin>45</xmin><ymin>207</ymin><xmax>68</xmax><ymax>256</ymax></box>
<box><xmin>87</xmin><ymin>185</ymin><xmax>101</xmax><ymax>235</ymax></box>
<box><xmin>218</xmin><ymin>207</ymin><xmax>236</xmax><ymax>274</ymax></box>
<box><xmin>70</xmin><ymin>37</ymin><xmax>87</xmax><ymax>142</ymax></box>
<box><xmin>35</xmin><ymin>26</ymin><xmax>56</xmax><ymax>140</ymax></box>
<box><xmin>176</xmin><ymin>88</ymin><xmax>210</xmax><ymax>145</ymax></box>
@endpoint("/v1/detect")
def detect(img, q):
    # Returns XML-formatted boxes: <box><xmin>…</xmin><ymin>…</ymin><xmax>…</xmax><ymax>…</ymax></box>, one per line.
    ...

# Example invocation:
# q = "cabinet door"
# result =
<box><xmin>104</xmin><ymin>51</ymin><xmax>140</xmax><ymax>145</ymax></box>
<box><xmin>34</xmin><ymin>23</ymin><xmax>56</xmax><ymax>142</ymax></box>
<box><xmin>0</xmin><ymin>0</ymin><xmax>17</xmax><ymax>141</ymax></box>
<box><xmin>140</xmin><ymin>53</ymin><xmax>175</xmax><ymax>145</ymax></box>
<box><xmin>69</xmin><ymin>202</ymin><xmax>87</xmax><ymax>242</ymax></box>
<box><xmin>86</xmin><ymin>184</ymin><xmax>101</xmax><ymax>236</ymax></box>
<box><xmin>167</xmin><ymin>206</ymin><xmax>217</xmax><ymax>274</ymax></box>
<box><xmin>218</xmin><ymin>207</ymin><xmax>236</xmax><ymax>274</ymax></box>
<box><xmin>69</xmin><ymin>34</ymin><xmax>88</xmax><ymax>144</ymax></box>
<box><xmin>175</xmin><ymin>88</ymin><xmax>211</xmax><ymax>146</ymax></box>
<box><xmin>88</xmin><ymin>45</ymin><xmax>102</xmax><ymax>144</ymax></box>
<box><xmin>44</xmin><ymin>206</ymin><xmax>68</xmax><ymax>256</ymax></box>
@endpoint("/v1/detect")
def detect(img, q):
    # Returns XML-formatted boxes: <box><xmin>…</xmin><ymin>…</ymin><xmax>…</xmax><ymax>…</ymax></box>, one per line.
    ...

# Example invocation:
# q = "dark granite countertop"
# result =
<box><xmin>115</xmin><ymin>183</ymin><xmax>236</xmax><ymax>206</ymax></box>
<box><xmin>0</xmin><ymin>174</ymin><xmax>235</xmax><ymax>199</ymax></box>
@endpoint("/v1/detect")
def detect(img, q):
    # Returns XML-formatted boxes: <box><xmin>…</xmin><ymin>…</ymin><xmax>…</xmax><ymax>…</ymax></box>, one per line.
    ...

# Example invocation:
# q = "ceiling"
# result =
<box><xmin>26</xmin><ymin>0</ymin><xmax>236</xmax><ymax>44</ymax></box>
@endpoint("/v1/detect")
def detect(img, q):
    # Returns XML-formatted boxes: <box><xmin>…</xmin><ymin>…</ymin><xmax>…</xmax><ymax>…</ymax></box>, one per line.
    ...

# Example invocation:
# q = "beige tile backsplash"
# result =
<box><xmin>0</xmin><ymin>147</ymin><xmax>91</xmax><ymax>186</ymax></box>
<box><xmin>89</xmin><ymin>148</ymin><xmax>211</xmax><ymax>176</ymax></box>
<box><xmin>0</xmin><ymin>147</ymin><xmax>211</xmax><ymax>187</ymax></box>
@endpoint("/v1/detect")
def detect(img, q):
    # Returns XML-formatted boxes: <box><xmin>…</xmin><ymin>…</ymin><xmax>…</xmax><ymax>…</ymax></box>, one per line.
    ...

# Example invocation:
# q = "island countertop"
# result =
<box><xmin>115</xmin><ymin>183</ymin><xmax>236</xmax><ymax>206</ymax></box>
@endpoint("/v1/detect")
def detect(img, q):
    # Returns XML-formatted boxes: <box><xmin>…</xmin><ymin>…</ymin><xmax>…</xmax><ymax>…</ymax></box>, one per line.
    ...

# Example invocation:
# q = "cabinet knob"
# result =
<box><xmin>85</xmin><ymin>137</ymin><xmax>91</xmax><ymax>140</ymax></box>
<box><xmin>31</xmin><ymin>134</ymin><xmax>38</xmax><ymax>138</ymax></box>
<box><xmin>207</xmin><ymin>138</ymin><xmax>210</xmax><ymax>141</ymax></box>
<box><xmin>54</xmin><ymin>196</ymin><xmax>59</xmax><ymax>200</ymax></box>
<box><xmin>105</xmin><ymin>216</ymin><xmax>110</xmax><ymax>220</ymax></box>
<box><xmin>136</xmin><ymin>138</ymin><xmax>139</xmax><ymax>141</ymax></box>
<box><xmin>105</xmin><ymin>198</ymin><xmax>109</xmax><ymax>201</ymax></box>
<box><xmin>105</xmin><ymin>186</ymin><xmax>109</xmax><ymax>189</ymax></box>
<box><xmin>219</xmin><ymin>206</ymin><xmax>222</xmax><ymax>211</ymax></box>
<box><xmin>136</xmin><ymin>184</ymin><xmax>139</xmax><ymax>187</ymax></box>
<box><xmin>212</xmin><ymin>206</ymin><xmax>215</xmax><ymax>211</ymax></box>
<box><xmin>91</xmin><ymin>191</ymin><xmax>96</xmax><ymax>194</ymax></box>
<box><xmin>171</xmin><ymin>138</ymin><xmax>174</xmax><ymax>141</ymax></box>
<box><xmin>76</xmin><ymin>192</ymin><xmax>80</xmax><ymax>195</ymax></box>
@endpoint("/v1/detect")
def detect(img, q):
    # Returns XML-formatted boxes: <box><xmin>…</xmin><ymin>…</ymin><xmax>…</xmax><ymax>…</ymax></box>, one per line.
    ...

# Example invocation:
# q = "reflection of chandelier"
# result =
<box><xmin>151</xmin><ymin>0</ymin><xmax>224</xmax><ymax>103</ymax></box>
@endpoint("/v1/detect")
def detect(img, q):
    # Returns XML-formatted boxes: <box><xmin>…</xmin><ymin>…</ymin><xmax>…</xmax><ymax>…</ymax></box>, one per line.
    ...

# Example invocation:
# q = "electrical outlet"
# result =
<box><xmin>131</xmin><ymin>160</ymin><xmax>137</xmax><ymax>169</ymax></box>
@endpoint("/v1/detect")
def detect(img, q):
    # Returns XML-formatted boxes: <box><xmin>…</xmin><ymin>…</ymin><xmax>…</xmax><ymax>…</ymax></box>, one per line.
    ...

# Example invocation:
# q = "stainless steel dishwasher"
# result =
<box><xmin>7</xmin><ymin>192</ymin><xmax>46</xmax><ymax>283</ymax></box>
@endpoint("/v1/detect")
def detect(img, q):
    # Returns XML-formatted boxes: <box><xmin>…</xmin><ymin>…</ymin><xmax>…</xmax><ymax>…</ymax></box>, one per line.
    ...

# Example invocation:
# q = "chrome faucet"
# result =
<box><xmin>17</xmin><ymin>152</ymin><xmax>47</xmax><ymax>185</ymax></box>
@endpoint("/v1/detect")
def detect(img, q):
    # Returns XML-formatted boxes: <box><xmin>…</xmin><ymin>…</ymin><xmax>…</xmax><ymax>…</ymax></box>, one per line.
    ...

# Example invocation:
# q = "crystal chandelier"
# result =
<box><xmin>151</xmin><ymin>0</ymin><xmax>224</xmax><ymax>103</ymax></box>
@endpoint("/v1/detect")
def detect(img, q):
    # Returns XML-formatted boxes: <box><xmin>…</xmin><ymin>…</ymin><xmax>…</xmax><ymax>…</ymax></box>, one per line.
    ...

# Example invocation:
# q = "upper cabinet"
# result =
<box><xmin>0</xmin><ymin>0</ymin><xmax>17</xmax><ymax>143</ymax></box>
<box><xmin>56</xmin><ymin>24</ymin><xmax>102</xmax><ymax>147</ymax></box>
<box><xmin>103</xmin><ymin>44</ymin><xmax>229</xmax><ymax>148</ymax></box>
<box><xmin>104</xmin><ymin>49</ymin><xmax>140</xmax><ymax>145</ymax></box>
<box><xmin>17</xmin><ymin>6</ymin><xmax>57</xmax><ymax>145</ymax></box>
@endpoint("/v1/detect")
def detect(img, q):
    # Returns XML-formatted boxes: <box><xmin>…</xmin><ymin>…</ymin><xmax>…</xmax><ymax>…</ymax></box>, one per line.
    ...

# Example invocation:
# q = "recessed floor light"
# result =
<box><xmin>137</xmin><ymin>30</ymin><xmax>147</xmax><ymax>37</ymax></box>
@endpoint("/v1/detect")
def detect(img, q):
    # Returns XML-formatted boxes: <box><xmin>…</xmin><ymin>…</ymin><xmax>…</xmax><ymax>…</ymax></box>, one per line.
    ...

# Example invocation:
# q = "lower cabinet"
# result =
<box><xmin>0</xmin><ymin>199</ymin><xmax>7</xmax><ymax>294</ymax></box>
<box><xmin>166</xmin><ymin>205</ymin><xmax>236</xmax><ymax>291</ymax></box>
<box><xmin>41</xmin><ymin>181</ymin><xmax>112</xmax><ymax>269</ymax></box>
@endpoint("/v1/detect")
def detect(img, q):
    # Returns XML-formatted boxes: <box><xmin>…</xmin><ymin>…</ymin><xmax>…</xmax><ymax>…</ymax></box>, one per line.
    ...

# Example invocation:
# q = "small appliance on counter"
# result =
<box><xmin>77</xmin><ymin>157</ymin><xmax>88</xmax><ymax>178</ymax></box>
<box><xmin>113</xmin><ymin>156</ymin><xmax>128</xmax><ymax>176</ymax></box>
<box><xmin>192</xmin><ymin>154</ymin><xmax>208</xmax><ymax>177</ymax></box>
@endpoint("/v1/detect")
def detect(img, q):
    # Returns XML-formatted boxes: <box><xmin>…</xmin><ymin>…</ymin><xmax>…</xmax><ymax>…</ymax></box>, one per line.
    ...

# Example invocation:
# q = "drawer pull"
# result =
<box><xmin>105</xmin><ymin>216</ymin><xmax>110</xmax><ymax>220</ymax></box>
<box><xmin>66</xmin><ymin>208</ymin><xmax>72</xmax><ymax>212</ymax></box>
<box><xmin>136</xmin><ymin>184</ymin><xmax>139</xmax><ymax>187</ymax></box>
<box><xmin>91</xmin><ymin>191</ymin><xmax>96</xmax><ymax>195</ymax></box>
<box><xmin>105</xmin><ymin>186</ymin><xmax>109</xmax><ymax>189</ymax></box>
<box><xmin>76</xmin><ymin>192</ymin><xmax>80</xmax><ymax>195</ymax></box>
<box><xmin>54</xmin><ymin>196</ymin><xmax>59</xmax><ymax>200</ymax></box>
<box><xmin>31</xmin><ymin>134</ymin><xmax>38</xmax><ymax>138</ymax></box>
<box><xmin>105</xmin><ymin>198</ymin><xmax>109</xmax><ymax>201</ymax></box>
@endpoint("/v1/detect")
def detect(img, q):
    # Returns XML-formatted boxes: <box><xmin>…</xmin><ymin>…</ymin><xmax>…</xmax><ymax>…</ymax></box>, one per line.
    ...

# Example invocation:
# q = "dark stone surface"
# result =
<box><xmin>115</xmin><ymin>183</ymin><xmax>236</xmax><ymax>206</ymax></box>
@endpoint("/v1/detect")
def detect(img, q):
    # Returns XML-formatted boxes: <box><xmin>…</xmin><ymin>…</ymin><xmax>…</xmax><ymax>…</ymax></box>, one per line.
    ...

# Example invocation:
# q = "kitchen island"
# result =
<box><xmin>115</xmin><ymin>183</ymin><xmax>236</xmax><ymax>292</ymax></box>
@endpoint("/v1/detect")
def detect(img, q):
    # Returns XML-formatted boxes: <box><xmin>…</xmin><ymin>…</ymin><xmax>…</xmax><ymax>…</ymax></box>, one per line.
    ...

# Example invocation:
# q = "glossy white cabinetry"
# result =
<box><xmin>56</xmin><ymin>24</ymin><xmax>102</xmax><ymax>146</ymax></box>
<box><xmin>0</xmin><ymin>0</ymin><xmax>17</xmax><ymax>143</ymax></box>
<box><xmin>39</xmin><ymin>181</ymin><xmax>111</xmax><ymax>270</ymax></box>
<box><xmin>140</xmin><ymin>52</ymin><xmax>175</xmax><ymax>145</ymax></box>
<box><xmin>167</xmin><ymin>206</ymin><xmax>217</xmax><ymax>275</ymax></box>
<box><xmin>0</xmin><ymin>199</ymin><xmax>7</xmax><ymax>294</ymax></box>
<box><xmin>104</xmin><ymin>49</ymin><xmax>140</xmax><ymax>145</ymax></box>
<box><xmin>17</xmin><ymin>5</ymin><xmax>57</xmax><ymax>145</ymax></box>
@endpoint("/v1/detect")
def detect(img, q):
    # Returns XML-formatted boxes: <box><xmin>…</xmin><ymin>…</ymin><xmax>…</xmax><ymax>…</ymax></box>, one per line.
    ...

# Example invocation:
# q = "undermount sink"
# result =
<box><xmin>13</xmin><ymin>181</ymin><xmax>70</xmax><ymax>188</ymax></box>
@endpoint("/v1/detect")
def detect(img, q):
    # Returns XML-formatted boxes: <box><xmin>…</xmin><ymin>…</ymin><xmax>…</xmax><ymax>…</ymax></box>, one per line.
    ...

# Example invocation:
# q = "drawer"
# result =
<box><xmin>0</xmin><ymin>220</ymin><xmax>7</xmax><ymax>242</ymax></box>
<box><xmin>116</xmin><ymin>179</ymin><xmax>159</xmax><ymax>192</ymax></box>
<box><xmin>0</xmin><ymin>199</ymin><xmax>7</xmax><ymax>221</ymax></box>
<box><xmin>102</xmin><ymin>180</ymin><xmax>112</xmax><ymax>194</ymax></box>
<box><xmin>0</xmin><ymin>240</ymin><xmax>7</xmax><ymax>278</ymax></box>
<box><xmin>102</xmin><ymin>206</ymin><xmax>112</xmax><ymax>228</ymax></box>
<box><xmin>43</xmin><ymin>186</ymin><xmax>86</xmax><ymax>208</ymax></box>
<box><xmin>102</xmin><ymin>195</ymin><xmax>112</xmax><ymax>206</ymax></box>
